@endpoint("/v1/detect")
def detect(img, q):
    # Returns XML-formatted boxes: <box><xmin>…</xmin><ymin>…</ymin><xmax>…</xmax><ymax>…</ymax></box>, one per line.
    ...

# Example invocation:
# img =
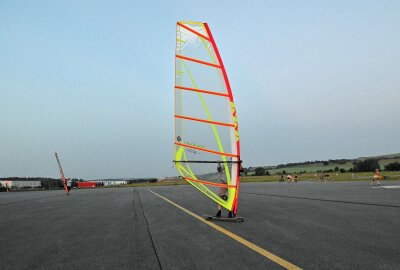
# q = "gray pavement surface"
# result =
<box><xmin>0</xmin><ymin>181</ymin><xmax>399</xmax><ymax>270</ymax></box>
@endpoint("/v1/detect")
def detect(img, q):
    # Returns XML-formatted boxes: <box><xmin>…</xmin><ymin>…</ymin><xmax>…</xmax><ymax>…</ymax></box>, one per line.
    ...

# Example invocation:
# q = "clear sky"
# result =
<box><xmin>1</xmin><ymin>0</ymin><xmax>399</xmax><ymax>179</ymax></box>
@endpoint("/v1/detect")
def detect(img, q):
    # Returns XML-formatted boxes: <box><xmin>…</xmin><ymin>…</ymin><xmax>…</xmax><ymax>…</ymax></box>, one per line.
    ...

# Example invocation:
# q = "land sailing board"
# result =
<box><xmin>203</xmin><ymin>214</ymin><xmax>244</xmax><ymax>223</ymax></box>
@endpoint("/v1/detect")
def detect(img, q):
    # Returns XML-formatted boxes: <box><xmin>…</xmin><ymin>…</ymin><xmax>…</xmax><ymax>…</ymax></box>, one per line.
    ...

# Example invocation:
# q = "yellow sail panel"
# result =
<box><xmin>174</xmin><ymin>21</ymin><xmax>241</xmax><ymax>213</ymax></box>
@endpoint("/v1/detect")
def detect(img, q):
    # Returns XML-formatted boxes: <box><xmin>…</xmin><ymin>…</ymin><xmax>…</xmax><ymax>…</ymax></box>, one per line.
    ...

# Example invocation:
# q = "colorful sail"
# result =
<box><xmin>174</xmin><ymin>21</ymin><xmax>241</xmax><ymax>214</ymax></box>
<box><xmin>54</xmin><ymin>152</ymin><xmax>69</xmax><ymax>194</ymax></box>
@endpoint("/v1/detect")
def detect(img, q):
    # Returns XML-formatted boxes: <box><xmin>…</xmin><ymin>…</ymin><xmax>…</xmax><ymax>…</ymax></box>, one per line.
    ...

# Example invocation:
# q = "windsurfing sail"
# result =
<box><xmin>54</xmin><ymin>152</ymin><xmax>69</xmax><ymax>194</ymax></box>
<box><xmin>174</xmin><ymin>21</ymin><xmax>241</xmax><ymax>214</ymax></box>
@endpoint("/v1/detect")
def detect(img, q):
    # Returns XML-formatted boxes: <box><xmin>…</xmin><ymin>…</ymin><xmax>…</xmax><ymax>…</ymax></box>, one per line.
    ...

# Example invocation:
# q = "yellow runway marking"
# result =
<box><xmin>148</xmin><ymin>189</ymin><xmax>302</xmax><ymax>270</ymax></box>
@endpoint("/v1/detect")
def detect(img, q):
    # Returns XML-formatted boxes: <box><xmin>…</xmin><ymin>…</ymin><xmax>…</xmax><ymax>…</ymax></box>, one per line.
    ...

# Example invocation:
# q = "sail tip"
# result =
<box><xmin>177</xmin><ymin>20</ymin><xmax>205</xmax><ymax>25</ymax></box>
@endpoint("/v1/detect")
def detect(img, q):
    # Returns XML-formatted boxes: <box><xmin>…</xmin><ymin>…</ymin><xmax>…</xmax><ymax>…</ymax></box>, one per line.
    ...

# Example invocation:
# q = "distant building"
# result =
<box><xmin>92</xmin><ymin>180</ymin><xmax>128</xmax><ymax>186</ymax></box>
<box><xmin>91</xmin><ymin>178</ymin><xmax>157</xmax><ymax>186</ymax></box>
<box><xmin>0</xmin><ymin>180</ymin><xmax>41</xmax><ymax>189</ymax></box>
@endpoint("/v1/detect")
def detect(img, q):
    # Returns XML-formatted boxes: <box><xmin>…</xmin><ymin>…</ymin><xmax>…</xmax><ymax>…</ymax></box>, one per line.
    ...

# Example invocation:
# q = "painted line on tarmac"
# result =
<box><xmin>371</xmin><ymin>185</ymin><xmax>400</xmax><ymax>189</ymax></box>
<box><xmin>242</xmin><ymin>192</ymin><xmax>400</xmax><ymax>208</ymax></box>
<box><xmin>148</xmin><ymin>189</ymin><xmax>302</xmax><ymax>270</ymax></box>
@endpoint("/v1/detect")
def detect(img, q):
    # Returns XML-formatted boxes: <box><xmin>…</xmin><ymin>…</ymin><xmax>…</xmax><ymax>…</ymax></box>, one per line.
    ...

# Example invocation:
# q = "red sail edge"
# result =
<box><xmin>203</xmin><ymin>23</ymin><xmax>241</xmax><ymax>215</ymax></box>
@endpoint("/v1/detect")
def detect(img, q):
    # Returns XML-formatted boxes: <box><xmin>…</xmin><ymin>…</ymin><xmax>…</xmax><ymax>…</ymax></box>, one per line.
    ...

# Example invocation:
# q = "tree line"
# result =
<box><xmin>275</xmin><ymin>159</ymin><xmax>353</xmax><ymax>169</ymax></box>
<box><xmin>245</xmin><ymin>159</ymin><xmax>400</xmax><ymax>176</ymax></box>
<box><xmin>353</xmin><ymin>159</ymin><xmax>400</xmax><ymax>172</ymax></box>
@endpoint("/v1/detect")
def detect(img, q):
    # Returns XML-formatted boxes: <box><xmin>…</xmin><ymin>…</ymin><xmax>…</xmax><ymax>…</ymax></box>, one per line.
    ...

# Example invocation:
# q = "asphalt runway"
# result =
<box><xmin>1</xmin><ymin>181</ymin><xmax>399</xmax><ymax>270</ymax></box>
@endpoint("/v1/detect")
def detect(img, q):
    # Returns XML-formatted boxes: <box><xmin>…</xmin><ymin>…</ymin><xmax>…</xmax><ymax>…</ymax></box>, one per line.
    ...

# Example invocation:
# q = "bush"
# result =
<box><xmin>384</xmin><ymin>162</ymin><xmax>400</xmax><ymax>171</ymax></box>
<box><xmin>339</xmin><ymin>168</ymin><xmax>346</xmax><ymax>173</ymax></box>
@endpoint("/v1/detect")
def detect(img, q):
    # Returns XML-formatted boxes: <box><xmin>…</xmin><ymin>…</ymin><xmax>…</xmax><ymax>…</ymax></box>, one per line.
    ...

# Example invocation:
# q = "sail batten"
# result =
<box><xmin>175</xmin><ymin>114</ymin><xmax>235</xmax><ymax>127</ymax></box>
<box><xmin>184</xmin><ymin>177</ymin><xmax>236</xmax><ymax>188</ymax></box>
<box><xmin>174</xmin><ymin>21</ymin><xmax>241</xmax><ymax>214</ymax></box>
<box><xmin>176</xmin><ymin>55</ymin><xmax>221</xmax><ymax>68</ymax></box>
<box><xmin>175</xmin><ymin>142</ymin><xmax>238</xmax><ymax>157</ymax></box>
<box><xmin>174</xmin><ymin>160</ymin><xmax>242</xmax><ymax>164</ymax></box>
<box><xmin>175</xmin><ymin>85</ymin><xmax>229</xmax><ymax>97</ymax></box>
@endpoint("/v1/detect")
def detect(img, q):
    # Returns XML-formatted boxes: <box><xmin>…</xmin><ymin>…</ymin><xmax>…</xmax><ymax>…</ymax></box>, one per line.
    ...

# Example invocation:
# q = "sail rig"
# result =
<box><xmin>54</xmin><ymin>152</ymin><xmax>69</xmax><ymax>194</ymax></box>
<box><xmin>174</xmin><ymin>21</ymin><xmax>241</xmax><ymax>214</ymax></box>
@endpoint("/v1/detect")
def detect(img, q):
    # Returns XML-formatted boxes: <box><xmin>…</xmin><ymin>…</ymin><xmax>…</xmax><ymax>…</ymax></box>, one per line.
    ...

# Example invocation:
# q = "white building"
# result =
<box><xmin>93</xmin><ymin>180</ymin><xmax>128</xmax><ymax>186</ymax></box>
<box><xmin>0</xmin><ymin>180</ymin><xmax>41</xmax><ymax>189</ymax></box>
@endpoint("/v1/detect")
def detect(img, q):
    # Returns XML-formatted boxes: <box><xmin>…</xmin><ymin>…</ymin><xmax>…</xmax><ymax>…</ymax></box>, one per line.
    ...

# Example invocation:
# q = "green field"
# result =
<box><xmin>135</xmin><ymin>171</ymin><xmax>400</xmax><ymax>188</ymax></box>
<box><xmin>127</xmin><ymin>155</ymin><xmax>400</xmax><ymax>187</ymax></box>
<box><xmin>242</xmin><ymin>171</ymin><xmax>400</xmax><ymax>183</ymax></box>
<box><xmin>259</xmin><ymin>157</ymin><xmax>400</xmax><ymax>175</ymax></box>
